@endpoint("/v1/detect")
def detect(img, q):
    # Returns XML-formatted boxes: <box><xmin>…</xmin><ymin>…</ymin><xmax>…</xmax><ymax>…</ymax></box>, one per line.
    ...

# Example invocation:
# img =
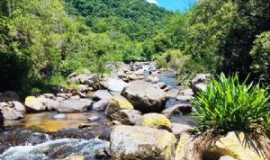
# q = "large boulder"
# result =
<box><xmin>0</xmin><ymin>101</ymin><xmax>26</xmax><ymax>120</ymax></box>
<box><xmin>111</xmin><ymin>125</ymin><xmax>177</xmax><ymax>160</ymax></box>
<box><xmin>25</xmin><ymin>96</ymin><xmax>46</xmax><ymax>111</ymax></box>
<box><xmin>0</xmin><ymin>138</ymin><xmax>110</xmax><ymax>160</ymax></box>
<box><xmin>57</xmin><ymin>99</ymin><xmax>93</xmax><ymax>113</ymax></box>
<box><xmin>101</xmin><ymin>78</ymin><xmax>128</xmax><ymax>92</ymax></box>
<box><xmin>121</xmin><ymin>80</ymin><xmax>167</xmax><ymax>113</ymax></box>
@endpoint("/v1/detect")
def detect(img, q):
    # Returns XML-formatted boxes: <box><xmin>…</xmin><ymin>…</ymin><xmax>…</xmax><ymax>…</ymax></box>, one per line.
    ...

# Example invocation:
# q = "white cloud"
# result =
<box><xmin>146</xmin><ymin>0</ymin><xmax>159</xmax><ymax>5</ymax></box>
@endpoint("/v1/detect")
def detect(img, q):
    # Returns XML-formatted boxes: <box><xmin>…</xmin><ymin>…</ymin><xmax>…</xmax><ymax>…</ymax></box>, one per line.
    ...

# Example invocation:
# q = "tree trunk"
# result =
<box><xmin>183</xmin><ymin>133</ymin><xmax>217</xmax><ymax>160</ymax></box>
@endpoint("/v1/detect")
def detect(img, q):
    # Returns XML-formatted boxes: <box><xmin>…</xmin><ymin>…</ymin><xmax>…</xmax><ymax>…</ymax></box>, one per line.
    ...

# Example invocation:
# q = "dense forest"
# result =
<box><xmin>0</xmin><ymin>0</ymin><xmax>269</xmax><ymax>93</ymax></box>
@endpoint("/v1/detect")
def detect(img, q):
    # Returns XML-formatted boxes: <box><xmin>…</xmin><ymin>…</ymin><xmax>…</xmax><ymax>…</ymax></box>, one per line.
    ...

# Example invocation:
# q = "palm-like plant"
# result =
<box><xmin>185</xmin><ymin>74</ymin><xmax>270</xmax><ymax>160</ymax></box>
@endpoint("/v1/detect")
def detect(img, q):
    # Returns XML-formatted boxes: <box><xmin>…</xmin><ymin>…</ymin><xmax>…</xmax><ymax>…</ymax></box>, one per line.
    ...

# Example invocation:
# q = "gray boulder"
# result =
<box><xmin>110</xmin><ymin>109</ymin><xmax>142</xmax><ymax>125</ymax></box>
<box><xmin>0</xmin><ymin>101</ymin><xmax>26</xmax><ymax>120</ymax></box>
<box><xmin>0</xmin><ymin>138</ymin><xmax>110</xmax><ymax>160</ymax></box>
<box><xmin>110</xmin><ymin>125</ymin><xmax>177</xmax><ymax>160</ymax></box>
<box><xmin>122</xmin><ymin>80</ymin><xmax>167</xmax><ymax>113</ymax></box>
<box><xmin>101</xmin><ymin>78</ymin><xmax>128</xmax><ymax>92</ymax></box>
<box><xmin>57</xmin><ymin>99</ymin><xmax>92</xmax><ymax>113</ymax></box>
<box><xmin>93</xmin><ymin>90</ymin><xmax>112</xmax><ymax>100</ymax></box>
<box><xmin>92</xmin><ymin>99</ymin><xmax>109</xmax><ymax>111</ymax></box>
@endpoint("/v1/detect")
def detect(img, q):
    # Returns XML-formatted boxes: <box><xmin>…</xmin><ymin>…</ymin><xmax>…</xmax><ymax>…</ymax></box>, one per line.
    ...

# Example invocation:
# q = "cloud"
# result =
<box><xmin>146</xmin><ymin>0</ymin><xmax>159</xmax><ymax>5</ymax></box>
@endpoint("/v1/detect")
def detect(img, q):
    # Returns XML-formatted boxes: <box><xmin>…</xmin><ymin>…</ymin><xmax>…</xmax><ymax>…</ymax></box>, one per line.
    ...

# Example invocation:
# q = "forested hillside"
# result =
<box><xmin>0</xmin><ymin>0</ymin><xmax>182</xmax><ymax>94</ymax></box>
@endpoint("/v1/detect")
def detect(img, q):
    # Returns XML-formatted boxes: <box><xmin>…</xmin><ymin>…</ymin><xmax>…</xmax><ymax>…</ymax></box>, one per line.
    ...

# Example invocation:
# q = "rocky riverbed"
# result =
<box><xmin>0</xmin><ymin>62</ymin><xmax>263</xmax><ymax>160</ymax></box>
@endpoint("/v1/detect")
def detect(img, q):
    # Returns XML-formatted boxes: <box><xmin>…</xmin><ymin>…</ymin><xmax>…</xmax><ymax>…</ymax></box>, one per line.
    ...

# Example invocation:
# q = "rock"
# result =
<box><xmin>122</xmin><ymin>80</ymin><xmax>167</xmax><ymax>113</ymax></box>
<box><xmin>141</xmin><ymin>113</ymin><xmax>172</xmax><ymax>130</ymax></box>
<box><xmin>57</xmin><ymin>93</ymin><xmax>72</xmax><ymax>99</ymax></box>
<box><xmin>179</xmin><ymin>88</ymin><xmax>194</xmax><ymax>97</ymax></box>
<box><xmin>110</xmin><ymin>125</ymin><xmax>177</xmax><ymax>160</ymax></box>
<box><xmin>105</xmin><ymin>96</ymin><xmax>133</xmax><ymax>118</ymax></box>
<box><xmin>88</xmin><ymin>115</ymin><xmax>100</xmax><ymax>122</ymax></box>
<box><xmin>63</xmin><ymin>155</ymin><xmax>85</xmax><ymax>160</ymax></box>
<box><xmin>146</xmin><ymin>75</ymin><xmax>159</xmax><ymax>83</ymax></box>
<box><xmin>110</xmin><ymin>109</ymin><xmax>142</xmax><ymax>125</ymax></box>
<box><xmin>176</xmin><ymin>95</ymin><xmax>193</xmax><ymax>104</ymax></box>
<box><xmin>93</xmin><ymin>90</ymin><xmax>112</xmax><ymax>100</ymax></box>
<box><xmin>212</xmin><ymin>132</ymin><xmax>263</xmax><ymax>160</ymax></box>
<box><xmin>0</xmin><ymin>138</ymin><xmax>110</xmax><ymax>160</ymax></box>
<box><xmin>57</xmin><ymin>99</ymin><xmax>92</xmax><ymax>113</ymax></box>
<box><xmin>24</xmin><ymin>96</ymin><xmax>46</xmax><ymax>111</ymax></box>
<box><xmin>157</xmin><ymin>82</ymin><xmax>167</xmax><ymax>89</ymax></box>
<box><xmin>92</xmin><ymin>99</ymin><xmax>109</xmax><ymax>111</ymax></box>
<box><xmin>68</xmin><ymin>73</ymin><xmax>98</xmax><ymax>86</ymax></box>
<box><xmin>101</xmin><ymin>78</ymin><xmax>128</xmax><ymax>92</ymax></box>
<box><xmin>171</xmin><ymin>123</ymin><xmax>194</xmax><ymax>137</ymax></box>
<box><xmin>0</xmin><ymin>101</ymin><xmax>26</xmax><ymax>120</ymax></box>
<box><xmin>219</xmin><ymin>156</ymin><xmax>238</xmax><ymax>160</ymax></box>
<box><xmin>39</xmin><ymin>97</ymin><xmax>60</xmax><ymax>111</ymax></box>
<box><xmin>191</xmin><ymin>73</ymin><xmax>211</xmax><ymax>93</ymax></box>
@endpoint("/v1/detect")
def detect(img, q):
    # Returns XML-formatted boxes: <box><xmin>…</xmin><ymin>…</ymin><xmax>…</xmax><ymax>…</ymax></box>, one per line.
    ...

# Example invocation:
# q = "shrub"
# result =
<box><xmin>250</xmin><ymin>32</ymin><xmax>270</xmax><ymax>85</ymax></box>
<box><xmin>193</xmin><ymin>74</ymin><xmax>270</xmax><ymax>134</ymax></box>
<box><xmin>191</xmin><ymin>74</ymin><xmax>270</xmax><ymax>159</ymax></box>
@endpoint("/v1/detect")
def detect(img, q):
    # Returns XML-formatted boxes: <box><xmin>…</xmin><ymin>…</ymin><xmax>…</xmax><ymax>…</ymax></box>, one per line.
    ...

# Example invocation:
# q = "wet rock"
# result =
<box><xmin>93</xmin><ymin>90</ymin><xmax>112</xmax><ymax>100</ymax></box>
<box><xmin>122</xmin><ymin>80</ymin><xmax>167</xmax><ymax>113</ymax></box>
<box><xmin>57</xmin><ymin>99</ymin><xmax>93</xmax><ymax>113</ymax></box>
<box><xmin>92</xmin><ymin>99</ymin><xmax>109</xmax><ymax>111</ymax></box>
<box><xmin>146</xmin><ymin>75</ymin><xmax>159</xmax><ymax>83</ymax></box>
<box><xmin>141</xmin><ymin>113</ymin><xmax>172</xmax><ymax>130</ymax></box>
<box><xmin>88</xmin><ymin>115</ymin><xmax>100</xmax><ymax>122</ymax></box>
<box><xmin>191</xmin><ymin>73</ymin><xmax>211</xmax><ymax>94</ymax></box>
<box><xmin>110</xmin><ymin>109</ymin><xmax>142</xmax><ymax>125</ymax></box>
<box><xmin>110</xmin><ymin>125</ymin><xmax>177</xmax><ymax>160</ymax></box>
<box><xmin>25</xmin><ymin>96</ymin><xmax>46</xmax><ymax>111</ymax></box>
<box><xmin>101</xmin><ymin>78</ymin><xmax>127</xmax><ymax>92</ymax></box>
<box><xmin>0</xmin><ymin>138</ymin><xmax>110</xmax><ymax>160</ymax></box>
<box><xmin>0</xmin><ymin>101</ymin><xmax>26</xmax><ymax>120</ymax></box>
<box><xmin>105</xmin><ymin>96</ymin><xmax>133</xmax><ymax>118</ymax></box>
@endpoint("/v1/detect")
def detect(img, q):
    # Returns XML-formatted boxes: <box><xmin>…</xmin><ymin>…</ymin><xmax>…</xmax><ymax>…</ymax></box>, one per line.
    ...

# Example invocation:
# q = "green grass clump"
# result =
<box><xmin>193</xmin><ymin>73</ymin><xmax>270</xmax><ymax>135</ymax></box>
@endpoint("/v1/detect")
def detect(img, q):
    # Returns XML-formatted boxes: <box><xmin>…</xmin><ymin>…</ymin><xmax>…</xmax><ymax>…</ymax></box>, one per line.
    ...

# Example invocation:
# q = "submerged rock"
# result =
<box><xmin>122</xmin><ymin>80</ymin><xmax>167</xmax><ymax>113</ymax></box>
<box><xmin>0</xmin><ymin>138</ymin><xmax>110</xmax><ymax>160</ymax></box>
<box><xmin>110</xmin><ymin>125</ymin><xmax>177</xmax><ymax>160</ymax></box>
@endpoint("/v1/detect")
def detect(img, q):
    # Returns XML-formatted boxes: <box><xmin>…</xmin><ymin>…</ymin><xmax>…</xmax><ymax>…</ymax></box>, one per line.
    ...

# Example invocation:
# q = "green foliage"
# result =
<box><xmin>193</xmin><ymin>74</ymin><xmax>270</xmax><ymax>135</ymax></box>
<box><xmin>250</xmin><ymin>32</ymin><xmax>270</xmax><ymax>84</ymax></box>
<box><xmin>184</xmin><ymin>0</ymin><xmax>270</xmax><ymax>84</ymax></box>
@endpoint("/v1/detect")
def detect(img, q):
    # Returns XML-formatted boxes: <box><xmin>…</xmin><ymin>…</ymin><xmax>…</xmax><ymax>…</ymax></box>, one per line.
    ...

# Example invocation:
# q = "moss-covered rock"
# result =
<box><xmin>105</xmin><ymin>96</ymin><xmax>134</xmax><ymax>118</ymax></box>
<box><xmin>141</xmin><ymin>113</ymin><xmax>172</xmax><ymax>129</ymax></box>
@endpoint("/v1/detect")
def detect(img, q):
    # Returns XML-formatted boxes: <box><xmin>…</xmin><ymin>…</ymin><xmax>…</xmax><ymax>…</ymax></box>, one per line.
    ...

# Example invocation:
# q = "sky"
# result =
<box><xmin>146</xmin><ymin>0</ymin><xmax>196</xmax><ymax>11</ymax></box>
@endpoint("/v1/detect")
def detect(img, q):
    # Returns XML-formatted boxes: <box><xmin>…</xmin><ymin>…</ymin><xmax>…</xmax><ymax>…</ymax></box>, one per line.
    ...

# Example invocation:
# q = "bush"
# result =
<box><xmin>250</xmin><ymin>32</ymin><xmax>270</xmax><ymax>85</ymax></box>
<box><xmin>193</xmin><ymin>74</ymin><xmax>270</xmax><ymax>135</ymax></box>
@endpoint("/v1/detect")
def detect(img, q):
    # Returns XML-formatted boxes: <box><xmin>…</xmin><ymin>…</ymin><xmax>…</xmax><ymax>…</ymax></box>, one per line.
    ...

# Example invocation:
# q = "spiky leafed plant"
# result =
<box><xmin>185</xmin><ymin>74</ymin><xmax>270</xmax><ymax>160</ymax></box>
